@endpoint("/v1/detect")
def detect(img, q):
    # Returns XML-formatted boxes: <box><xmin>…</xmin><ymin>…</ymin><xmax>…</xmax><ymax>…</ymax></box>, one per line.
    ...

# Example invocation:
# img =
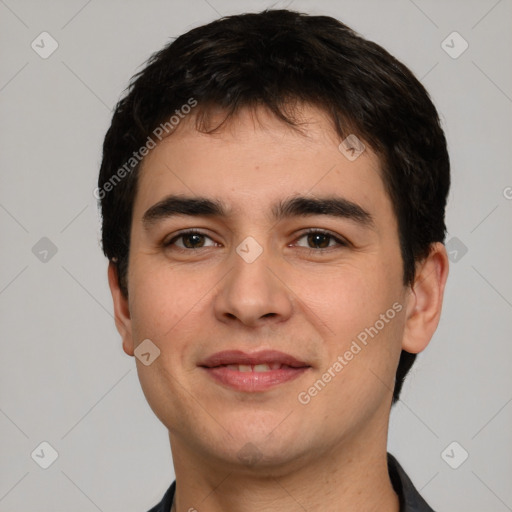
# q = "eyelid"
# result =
<box><xmin>164</xmin><ymin>229</ymin><xmax>217</xmax><ymax>248</ymax></box>
<box><xmin>292</xmin><ymin>228</ymin><xmax>350</xmax><ymax>248</ymax></box>
<box><xmin>163</xmin><ymin>228</ymin><xmax>349</xmax><ymax>250</ymax></box>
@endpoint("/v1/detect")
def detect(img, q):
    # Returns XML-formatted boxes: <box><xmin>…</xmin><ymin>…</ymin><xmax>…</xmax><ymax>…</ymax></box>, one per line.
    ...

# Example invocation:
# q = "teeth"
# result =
<box><xmin>223</xmin><ymin>363</ymin><xmax>283</xmax><ymax>372</ymax></box>
<box><xmin>254</xmin><ymin>364</ymin><xmax>271</xmax><ymax>372</ymax></box>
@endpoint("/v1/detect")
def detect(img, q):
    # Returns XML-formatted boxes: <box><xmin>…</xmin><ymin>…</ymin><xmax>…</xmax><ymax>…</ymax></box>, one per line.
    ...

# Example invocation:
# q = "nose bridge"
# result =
<box><xmin>213</xmin><ymin>236</ymin><xmax>293</xmax><ymax>326</ymax></box>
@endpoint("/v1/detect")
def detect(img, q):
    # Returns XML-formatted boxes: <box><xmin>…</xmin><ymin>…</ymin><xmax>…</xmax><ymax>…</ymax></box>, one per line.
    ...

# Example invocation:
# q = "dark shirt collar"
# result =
<box><xmin>147</xmin><ymin>453</ymin><xmax>435</xmax><ymax>512</ymax></box>
<box><xmin>387</xmin><ymin>453</ymin><xmax>436</xmax><ymax>511</ymax></box>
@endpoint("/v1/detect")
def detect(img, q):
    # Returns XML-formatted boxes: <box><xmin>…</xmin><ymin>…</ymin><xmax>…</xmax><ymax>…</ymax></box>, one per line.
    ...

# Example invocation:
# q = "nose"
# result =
<box><xmin>213</xmin><ymin>243</ymin><xmax>294</xmax><ymax>328</ymax></box>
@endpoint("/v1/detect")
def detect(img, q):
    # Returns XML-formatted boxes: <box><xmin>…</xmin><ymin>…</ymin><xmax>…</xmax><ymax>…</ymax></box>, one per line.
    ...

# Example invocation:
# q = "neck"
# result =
<box><xmin>168</xmin><ymin>412</ymin><xmax>399</xmax><ymax>512</ymax></box>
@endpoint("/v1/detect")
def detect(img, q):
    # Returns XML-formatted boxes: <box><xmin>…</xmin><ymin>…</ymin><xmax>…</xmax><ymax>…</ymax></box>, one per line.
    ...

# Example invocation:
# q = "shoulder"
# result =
<box><xmin>388</xmin><ymin>453</ymin><xmax>437</xmax><ymax>512</ymax></box>
<box><xmin>146</xmin><ymin>481</ymin><xmax>176</xmax><ymax>512</ymax></box>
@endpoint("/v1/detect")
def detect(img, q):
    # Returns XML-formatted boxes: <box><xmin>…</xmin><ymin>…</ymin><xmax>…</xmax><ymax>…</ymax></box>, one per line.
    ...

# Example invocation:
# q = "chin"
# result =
<box><xmin>207</xmin><ymin>425</ymin><xmax>313</xmax><ymax>472</ymax></box>
<box><xmin>209</xmin><ymin>442</ymin><xmax>310</xmax><ymax>477</ymax></box>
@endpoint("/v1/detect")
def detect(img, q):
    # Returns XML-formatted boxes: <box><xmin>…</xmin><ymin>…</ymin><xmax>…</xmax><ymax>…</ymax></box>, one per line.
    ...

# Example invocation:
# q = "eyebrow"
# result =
<box><xmin>142</xmin><ymin>194</ymin><xmax>375</xmax><ymax>230</ymax></box>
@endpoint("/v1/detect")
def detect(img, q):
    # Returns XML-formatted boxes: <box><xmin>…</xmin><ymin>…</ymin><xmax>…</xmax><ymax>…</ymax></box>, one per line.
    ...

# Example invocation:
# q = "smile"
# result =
<box><xmin>224</xmin><ymin>363</ymin><xmax>287</xmax><ymax>372</ymax></box>
<box><xmin>199</xmin><ymin>350</ymin><xmax>311</xmax><ymax>392</ymax></box>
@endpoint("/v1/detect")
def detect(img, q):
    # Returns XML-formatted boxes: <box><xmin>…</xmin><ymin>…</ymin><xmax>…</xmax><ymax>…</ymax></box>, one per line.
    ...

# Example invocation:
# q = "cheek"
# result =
<box><xmin>127</xmin><ymin>260</ymin><xmax>214</xmax><ymax>427</ymax></box>
<box><xmin>296</xmin><ymin>260</ymin><xmax>405</xmax><ymax>394</ymax></box>
<box><xmin>296</xmin><ymin>261</ymin><xmax>400</xmax><ymax>338</ymax></box>
<box><xmin>127</xmin><ymin>257</ymin><xmax>212</xmax><ymax>345</ymax></box>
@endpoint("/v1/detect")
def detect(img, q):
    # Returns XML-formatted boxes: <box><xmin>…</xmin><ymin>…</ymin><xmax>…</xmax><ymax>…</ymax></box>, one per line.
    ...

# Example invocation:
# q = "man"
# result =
<box><xmin>98</xmin><ymin>9</ymin><xmax>449</xmax><ymax>511</ymax></box>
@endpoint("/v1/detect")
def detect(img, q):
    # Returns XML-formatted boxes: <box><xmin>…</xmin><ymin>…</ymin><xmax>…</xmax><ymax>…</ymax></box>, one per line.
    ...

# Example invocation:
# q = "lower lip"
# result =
<box><xmin>202</xmin><ymin>366</ymin><xmax>309</xmax><ymax>392</ymax></box>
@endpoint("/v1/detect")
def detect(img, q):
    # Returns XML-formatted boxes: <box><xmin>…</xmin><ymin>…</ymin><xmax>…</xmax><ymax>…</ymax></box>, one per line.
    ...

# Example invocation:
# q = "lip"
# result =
<box><xmin>200</xmin><ymin>350</ymin><xmax>308</xmax><ymax>368</ymax></box>
<box><xmin>199</xmin><ymin>350</ymin><xmax>311</xmax><ymax>392</ymax></box>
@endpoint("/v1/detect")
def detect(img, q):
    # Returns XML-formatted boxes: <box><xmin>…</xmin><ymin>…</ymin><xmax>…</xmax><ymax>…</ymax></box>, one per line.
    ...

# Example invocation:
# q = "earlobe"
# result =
<box><xmin>402</xmin><ymin>242</ymin><xmax>449</xmax><ymax>354</ymax></box>
<box><xmin>107</xmin><ymin>262</ymin><xmax>134</xmax><ymax>356</ymax></box>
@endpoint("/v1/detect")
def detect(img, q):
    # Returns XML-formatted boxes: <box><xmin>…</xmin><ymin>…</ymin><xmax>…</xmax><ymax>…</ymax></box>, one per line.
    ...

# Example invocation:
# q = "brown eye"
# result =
<box><xmin>165</xmin><ymin>231</ymin><xmax>215</xmax><ymax>249</ymax></box>
<box><xmin>181</xmin><ymin>233</ymin><xmax>205</xmax><ymax>248</ymax></box>
<box><xmin>307</xmin><ymin>232</ymin><xmax>331</xmax><ymax>249</ymax></box>
<box><xmin>294</xmin><ymin>230</ymin><xmax>348</xmax><ymax>250</ymax></box>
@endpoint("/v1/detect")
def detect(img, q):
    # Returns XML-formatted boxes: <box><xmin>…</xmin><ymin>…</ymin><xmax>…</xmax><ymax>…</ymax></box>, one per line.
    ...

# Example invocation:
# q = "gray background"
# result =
<box><xmin>1</xmin><ymin>0</ymin><xmax>511</xmax><ymax>510</ymax></box>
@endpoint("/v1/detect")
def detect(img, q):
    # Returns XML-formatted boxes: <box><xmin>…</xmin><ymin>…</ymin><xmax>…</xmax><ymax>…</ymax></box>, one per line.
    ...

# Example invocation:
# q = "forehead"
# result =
<box><xmin>133</xmin><ymin>105</ymin><xmax>392</xmax><ymax>227</ymax></box>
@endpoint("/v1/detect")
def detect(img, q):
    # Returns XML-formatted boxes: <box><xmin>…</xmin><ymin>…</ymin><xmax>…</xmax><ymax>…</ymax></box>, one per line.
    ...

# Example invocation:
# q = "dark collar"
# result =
<box><xmin>147</xmin><ymin>453</ymin><xmax>435</xmax><ymax>512</ymax></box>
<box><xmin>387</xmin><ymin>453</ymin><xmax>436</xmax><ymax>511</ymax></box>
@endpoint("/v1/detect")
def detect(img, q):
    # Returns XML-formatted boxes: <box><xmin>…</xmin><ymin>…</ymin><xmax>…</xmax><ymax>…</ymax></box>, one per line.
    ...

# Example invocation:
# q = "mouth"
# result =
<box><xmin>199</xmin><ymin>350</ymin><xmax>311</xmax><ymax>392</ymax></box>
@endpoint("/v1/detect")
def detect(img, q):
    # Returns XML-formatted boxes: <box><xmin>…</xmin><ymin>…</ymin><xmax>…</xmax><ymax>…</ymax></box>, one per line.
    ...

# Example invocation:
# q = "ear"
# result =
<box><xmin>108</xmin><ymin>261</ymin><xmax>134</xmax><ymax>356</ymax></box>
<box><xmin>402</xmin><ymin>242</ymin><xmax>449</xmax><ymax>354</ymax></box>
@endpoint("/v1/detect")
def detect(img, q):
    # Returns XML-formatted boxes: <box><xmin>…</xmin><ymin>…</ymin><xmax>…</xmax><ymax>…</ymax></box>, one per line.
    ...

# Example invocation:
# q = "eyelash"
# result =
<box><xmin>296</xmin><ymin>228</ymin><xmax>349</xmax><ymax>251</ymax></box>
<box><xmin>164</xmin><ymin>229</ymin><xmax>349</xmax><ymax>251</ymax></box>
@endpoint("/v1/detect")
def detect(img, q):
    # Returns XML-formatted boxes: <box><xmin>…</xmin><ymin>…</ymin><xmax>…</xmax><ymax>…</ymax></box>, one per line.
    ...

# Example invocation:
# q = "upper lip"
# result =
<box><xmin>199</xmin><ymin>350</ymin><xmax>309</xmax><ymax>368</ymax></box>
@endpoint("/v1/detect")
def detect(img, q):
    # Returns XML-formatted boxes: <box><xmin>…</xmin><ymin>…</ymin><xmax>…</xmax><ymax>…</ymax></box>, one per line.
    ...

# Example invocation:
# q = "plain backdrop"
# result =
<box><xmin>1</xmin><ymin>0</ymin><xmax>511</xmax><ymax>511</ymax></box>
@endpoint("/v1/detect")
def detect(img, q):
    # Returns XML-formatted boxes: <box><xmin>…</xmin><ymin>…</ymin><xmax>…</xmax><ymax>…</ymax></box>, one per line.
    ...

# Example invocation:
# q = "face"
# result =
<box><xmin>111</xmin><ymin>105</ymin><xmax>422</xmax><ymax>473</ymax></box>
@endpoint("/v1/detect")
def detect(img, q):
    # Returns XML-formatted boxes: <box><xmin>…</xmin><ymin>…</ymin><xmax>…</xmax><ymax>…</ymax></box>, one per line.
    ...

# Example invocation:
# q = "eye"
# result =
<box><xmin>293</xmin><ymin>229</ymin><xmax>348</xmax><ymax>250</ymax></box>
<box><xmin>165</xmin><ymin>230</ymin><xmax>217</xmax><ymax>249</ymax></box>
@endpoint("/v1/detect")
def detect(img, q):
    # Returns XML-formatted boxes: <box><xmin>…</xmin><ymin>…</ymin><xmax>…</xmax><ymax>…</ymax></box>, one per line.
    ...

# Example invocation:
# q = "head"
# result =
<box><xmin>98</xmin><ymin>9</ymin><xmax>449</xmax><ymax>468</ymax></box>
